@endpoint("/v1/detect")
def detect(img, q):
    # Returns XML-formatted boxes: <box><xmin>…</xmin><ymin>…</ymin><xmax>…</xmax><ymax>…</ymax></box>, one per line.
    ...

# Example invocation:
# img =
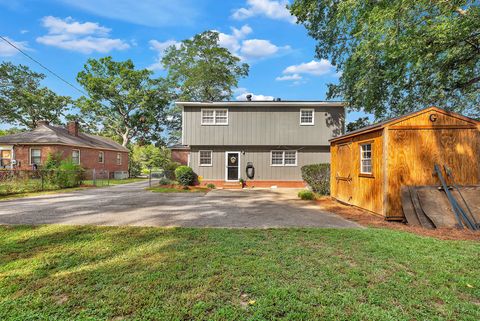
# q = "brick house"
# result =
<box><xmin>0</xmin><ymin>121</ymin><xmax>129</xmax><ymax>178</ymax></box>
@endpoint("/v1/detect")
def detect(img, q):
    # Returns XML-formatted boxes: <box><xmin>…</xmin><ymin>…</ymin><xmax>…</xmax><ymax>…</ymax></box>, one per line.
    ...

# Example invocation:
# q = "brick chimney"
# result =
<box><xmin>36</xmin><ymin>120</ymin><xmax>50</xmax><ymax>127</ymax></box>
<box><xmin>67</xmin><ymin>120</ymin><xmax>80</xmax><ymax>137</ymax></box>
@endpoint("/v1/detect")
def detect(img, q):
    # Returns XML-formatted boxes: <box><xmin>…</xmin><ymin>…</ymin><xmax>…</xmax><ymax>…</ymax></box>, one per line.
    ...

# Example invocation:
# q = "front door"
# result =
<box><xmin>225</xmin><ymin>152</ymin><xmax>240</xmax><ymax>182</ymax></box>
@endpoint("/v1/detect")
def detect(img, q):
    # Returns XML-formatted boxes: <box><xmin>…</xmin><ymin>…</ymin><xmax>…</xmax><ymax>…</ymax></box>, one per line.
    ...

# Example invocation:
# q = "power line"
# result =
<box><xmin>0</xmin><ymin>35</ymin><xmax>87</xmax><ymax>96</ymax></box>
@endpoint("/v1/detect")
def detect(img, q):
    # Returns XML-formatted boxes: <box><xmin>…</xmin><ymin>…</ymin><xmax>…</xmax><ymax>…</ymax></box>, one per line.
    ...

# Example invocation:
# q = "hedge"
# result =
<box><xmin>174</xmin><ymin>166</ymin><xmax>196</xmax><ymax>187</ymax></box>
<box><xmin>301</xmin><ymin>163</ymin><xmax>330</xmax><ymax>195</ymax></box>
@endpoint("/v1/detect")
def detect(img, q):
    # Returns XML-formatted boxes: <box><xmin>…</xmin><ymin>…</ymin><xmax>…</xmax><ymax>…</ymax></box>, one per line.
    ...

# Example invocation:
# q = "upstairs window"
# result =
<box><xmin>72</xmin><ymin>150</ymin><xmax>80</xmax><ymax>165</ymax></box>
<box><xmin>360</xmin><ymin>143</ymin><xmax>372</xmax><ymax>174</ymax></box>
<box><xmin>98</xmin><ymin>151</ymin><xmax>104</xmax><ymax>164</ymax></box>
<box><xmin>201</xmin><ymin>109</ymin><xmax>228</xmax><ymax>125</ymax></box>
<box><xmin>199</xmin><ymin>150</ymin><xmax>213</xmax><ymax>166</ymax></box>
<box><xmin>271</xmin><ymin>150</ymin><xmax>297</xmax><ymax>167</ymax></box>
<box><xmin>30</xmin><ymin>148</ymin><xmax>41</xmax><ymax>165</ymax></box>
<box><xmin>300</xmin><ymin>109</ymin><xmax>314</xmax><ymax>125</ymax></box>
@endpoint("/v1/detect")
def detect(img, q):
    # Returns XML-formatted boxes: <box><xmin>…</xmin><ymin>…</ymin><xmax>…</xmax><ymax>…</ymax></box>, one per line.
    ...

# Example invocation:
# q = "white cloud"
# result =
<box><xmin>0</xmin><ymin>36</ymin><xmax>29</xmax><ymax>56</ymax></box>
<box><xmin>232</xmin><ymin>0</ymin><xmax>296</xmax><ymax>24</ymax></box>
<box><xmin>235</xmin><ymin>87</ymin><xmax>274</xmax><ymax>101</ymax></box>
<box><xmin>217</xmin><ymin>25</ymin><xmax>289</xmax><ymax>61</ymax></box>
<box><xmin>275</xmin><ymin>73</ymin><xmax>302</xmax><ymax>81</ymax></box>
<box><xmin>147</xmin><ymin>39</ymin><xmax>182</xmax><ymax>71</ymax></box>
<box><xmin>56</xmin><ymin>0</ymin><xmax>200</xmax><ymax>27</ymax></box>
<box><xmin>282</xmin><ymin>59</ymin><xmax>335</xmax><ymax>76</ymax></box>
<box><xmin>36</xmin><ymin>16</ymin><xmax>130</xmax><ymax>54</ymax></box>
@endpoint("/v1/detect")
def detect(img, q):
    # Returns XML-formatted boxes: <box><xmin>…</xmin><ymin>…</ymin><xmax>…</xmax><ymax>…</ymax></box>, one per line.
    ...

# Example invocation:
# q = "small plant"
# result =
<box><xmin>298</xmin><ymin>190</ymin><xmax>315</xmax><ymax>200</ymax></box>
<box><xmin>158</xmin><ymin>177</ymin><xmax>171</xmax><ymax>186</ymax></box>
<box><xmin>174</xmin><ymin>166</ymin><xmax>196</xmax><ymax>187</ymax></box>
<box><xmin>206</xmin><ymin>183</ymin><xmax>216</xmax><ymax>189</ymax></box>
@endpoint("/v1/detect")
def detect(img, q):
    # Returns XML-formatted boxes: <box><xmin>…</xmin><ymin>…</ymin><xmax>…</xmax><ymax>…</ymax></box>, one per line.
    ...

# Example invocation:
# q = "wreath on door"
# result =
<box><xmin>230</xmin><ymin>156</ymin><xmax>237</xmax><ymax>164</ymax></box>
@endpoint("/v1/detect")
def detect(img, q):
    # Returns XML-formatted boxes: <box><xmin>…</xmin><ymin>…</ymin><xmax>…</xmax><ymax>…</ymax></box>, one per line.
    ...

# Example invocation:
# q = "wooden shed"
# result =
<box><xmin>330</xmin><ymin>107</ymin><xmax>480</xmax><ymax>220</ymax></box>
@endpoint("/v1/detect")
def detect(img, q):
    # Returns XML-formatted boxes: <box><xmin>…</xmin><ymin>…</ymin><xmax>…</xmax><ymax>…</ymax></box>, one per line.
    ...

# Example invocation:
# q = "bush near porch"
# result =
<box><xmin>301</xmin><ymin>163</ymin><xmax>330</xmax><ymax>195</ymax></box>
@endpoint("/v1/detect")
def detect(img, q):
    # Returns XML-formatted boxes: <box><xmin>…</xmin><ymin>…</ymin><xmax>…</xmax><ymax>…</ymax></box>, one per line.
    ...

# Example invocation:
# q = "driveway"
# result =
<box><xmin>0</xmin><ymin>181</ymin><xmax>360</xmax><ymax>228</ymax></box>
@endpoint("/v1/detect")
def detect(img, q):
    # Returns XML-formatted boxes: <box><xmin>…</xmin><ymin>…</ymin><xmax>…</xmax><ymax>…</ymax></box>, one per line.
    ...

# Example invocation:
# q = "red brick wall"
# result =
<box><xmin>12</xmin><ymin>145</ymin><xmax>129</xmax><ymax>174</ymax></box>
<box><xmin>171</xmin><ymin>149</ymin><xmax>190</xmax><ymax>165</ymax></box>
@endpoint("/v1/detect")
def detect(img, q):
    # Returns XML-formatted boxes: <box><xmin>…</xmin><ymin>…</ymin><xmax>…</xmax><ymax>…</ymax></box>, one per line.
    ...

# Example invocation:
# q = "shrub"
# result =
<box><xmin>158</xmin><ymin>177</ymin><xmax>172</xmax><ymax>185</ymax></box>
<box><xmin>163</xmin><ymin>161</ymin><xmax>180</xmax><ymax>180</ymax></box>
<box><xmin>301</xmin><ymin>163</ymin><xmax>330</xmax><ymax>195</ymax></box>
<box><xmin>174</xmin><ymin>166</ymin><xmax>195</xmax><ymax>187</ymax></box>
<box><xmin>44</xmin><ymin>156</ymin><xmax>84</xmax><ymax>188</ymax></box>
<box><xmin>298</xmin><ymin>190</ymin><xmax>315</xmax><ymax>200</ymax></box>
<box><xmin>206</xmin><ymin>183</ymin><xmax>216</xmax><ymax>189</ymax></box>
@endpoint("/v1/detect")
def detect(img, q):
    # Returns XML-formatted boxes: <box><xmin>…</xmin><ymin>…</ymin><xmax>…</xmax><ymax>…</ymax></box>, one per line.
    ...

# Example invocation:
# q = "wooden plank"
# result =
<box><xmin>401</xmin><ymin>186</ymin><xmax>420</xmax><ymax>226</ymax></box>
<box><xmin>416</xmin><ymin>189</ymin><xmax>458</xmax><ymax>228</ymax></box>
<box><xmin>409</xmin><ymin>187</ymin><xmax>435</xmax><ymax>229</ymax></box>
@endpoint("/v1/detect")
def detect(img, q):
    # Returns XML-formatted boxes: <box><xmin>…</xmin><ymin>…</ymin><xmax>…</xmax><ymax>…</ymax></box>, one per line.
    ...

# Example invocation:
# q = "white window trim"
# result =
<box><xmin>270</xmin><ymin>150</ymin><xmax>298</xmax><ymax>167</ymax></box>
<box><xmin>72</xmin><ymin>149</ymin><xmax>81</xmax><ymax>165</ymax></box>
<box><xmin>198</xmin><ymin>150</ymin><xmax>213</xmax><ymax>167</ymax></box>
<box><xmin>300</xmin><ymin>108</ymin><xmax>315</xmax><ymax>126</ymax></box>
<box><xmin>201</xmin><ymin>108</ymin><xmax>229</xmax><ymax>126</ymax></box>
<box><xmin>29</xmin><ymin>147</ymin><xmax>42</xmax><ymax>165</ymax></box>
<box><xmin>359</xmin><ymin>143</ymin><xmax>373</xmax><ymax>174</ymax></box>
<box><xmin>116</xmin><ymin>153</ymin><xmax>122</xmax><ymax>165</ymax></box>
<box><xmin>98</xmin><ymin>151</ymin><xmax>105</xmax><ymax>164</ymax></box>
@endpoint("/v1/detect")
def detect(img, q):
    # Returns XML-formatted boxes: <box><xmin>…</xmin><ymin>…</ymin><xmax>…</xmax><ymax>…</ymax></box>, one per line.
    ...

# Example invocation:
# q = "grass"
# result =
<box><xmin>0</xmin><ymin>187</ymin><xmax>89</xmax><ymax>201</ymax></box>
<box><xmin>81</xmin><ymin>177</ymin><xmax>148</xmax><ymax>186</ymax></box>
<box><xmin>0</xmin><ymin>226</ymin><xmax>478</xmax><ymax>320</ymax></box>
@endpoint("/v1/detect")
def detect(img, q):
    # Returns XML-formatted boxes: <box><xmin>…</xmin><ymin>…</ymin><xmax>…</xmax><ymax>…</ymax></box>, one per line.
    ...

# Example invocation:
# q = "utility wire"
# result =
<box><xmin>0</xmin><ymin>35</ymin><xmax>88</xmax><ymax>96</ymax></box>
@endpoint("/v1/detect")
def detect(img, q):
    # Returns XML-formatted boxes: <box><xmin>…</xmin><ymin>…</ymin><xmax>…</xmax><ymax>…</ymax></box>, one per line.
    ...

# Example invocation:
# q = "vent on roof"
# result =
<box><xmin>275</xmin><ymin>98</ymin><xmax>281</xmax><ymax>102</ymax></box>
<box><xmin>246</xmin><ymin>94</ymin><xmax>252</xmax><ymax>101</ymax></box>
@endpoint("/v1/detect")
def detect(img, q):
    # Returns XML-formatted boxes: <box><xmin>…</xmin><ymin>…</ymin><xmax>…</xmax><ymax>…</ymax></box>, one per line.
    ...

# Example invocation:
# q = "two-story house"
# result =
<box><xmin>176</xmin><ymin>100</ymin><xmax>345</xmax><ymax>187</ymax></box>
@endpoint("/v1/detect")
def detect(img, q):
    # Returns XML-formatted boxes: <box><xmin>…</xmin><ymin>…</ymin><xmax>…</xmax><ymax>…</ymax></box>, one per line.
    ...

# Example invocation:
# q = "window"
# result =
<box><xmin>199</xmin><ymin>150</ymin><xmax>212</xmax><ymax>166</ymax></box>
<box><xmin>30</xmin><ymin>148</ymin><xmax>41</xmax><ymax>165</ymax></box>
<box><xmin>300</xmin><ymin>109</ymin><xmax>314</xmax><ymax>125</ymax></box>
<box><xmin>98</xmin><ymin>151</ymin><xmax>104</xmax><ymax>164</ymax></box>
<box><xmin>116</xmin><ymin>153</ymin><xmax>122</xmax><ymax>165</ymax></box>
<box><xmin>72</xmin><ymin>150</ymin><xmax>80</xmax><ymax>165</ymax></box>
<box><xmin>1</xmin><ymin>150</ymin><xmax>12</xmax><ymax>167</ymax></box>
<box><xmin>360</xmin><ymin>143</ymin><xmax>372</xmax><ymax>174</ymax></box>
<box><xmin>201</xmin><ymin>109</ymin><xmax>228</xmax><ymax>125</ymax></box>
<box><xmin>271</xmin><ymin>150</ymin><xmax>297</xmax><ymax>166</ymax></box>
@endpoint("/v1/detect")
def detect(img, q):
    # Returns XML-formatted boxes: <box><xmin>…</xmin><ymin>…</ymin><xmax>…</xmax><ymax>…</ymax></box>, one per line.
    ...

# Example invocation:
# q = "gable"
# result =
<box><xmin>388</xmin><ymin>108</ymin><xmax>478</xmax><ymax>129</ymax></box>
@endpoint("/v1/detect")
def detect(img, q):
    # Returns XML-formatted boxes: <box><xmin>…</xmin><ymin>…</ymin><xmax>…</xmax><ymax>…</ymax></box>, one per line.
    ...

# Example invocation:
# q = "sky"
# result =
<box><xmin>0</xmin><ymin>0</ymin><xmax>370</xmax><ymax>128</ymax></box>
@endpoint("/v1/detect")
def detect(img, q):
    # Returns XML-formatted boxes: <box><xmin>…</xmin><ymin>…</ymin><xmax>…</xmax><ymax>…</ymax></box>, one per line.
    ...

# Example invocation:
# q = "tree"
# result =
<box><xmin>0</xmin><ymin>127</ymin><xmax>23</xmax><ymax>136</ymax></box>
<box><xmin>162</xmin><ymin>31</ymin><xmax>249</xmax><ymax>142</ymax></box>
<box><xmin>130</xmin><ymin>144</ymin><xmax>171</xmax><ymax>171</ymax></box>
<box><xmin>76</xmin><ymin>57</ymin><xmax>169</xmax><ymax>147</ymax></box>
<box><xmin>346</xmin><ymin>117</ymin><xmax>371</xmax><ymax>132</ymax></box>
<box><xmin>0</xmin><ymin>62</ymin><xmax>71</xmax><ymax>128</ymax></box>
<box><xmin>290</xmin><ymin>1</ymin><xmax>480</xmax><ymax>119</ymax></box>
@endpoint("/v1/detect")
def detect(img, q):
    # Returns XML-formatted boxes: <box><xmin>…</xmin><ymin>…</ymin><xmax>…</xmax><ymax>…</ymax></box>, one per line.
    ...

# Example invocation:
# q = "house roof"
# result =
<box><xmin>0</xmin><ymin>123</ymin><xmax>129</xmax><ymax>152</ymax></box>
<box><xmin>176</xmin><ymin>100</ymin><xmax>346</xmax><ymax>108</ymax></box>
<box><xmin>330</xmin><ymin>106</ymin><xmax>480</xmax><ymax>143</ymax></box>
<box><xmin>169</xmin><ymin>144</ymin><xmax>190</xmax><ymax>150</ymax></box>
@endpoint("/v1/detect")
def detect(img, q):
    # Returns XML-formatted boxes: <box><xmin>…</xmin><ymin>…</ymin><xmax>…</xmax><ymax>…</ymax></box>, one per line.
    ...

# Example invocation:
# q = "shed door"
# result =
<box><xmin>336</xmin><ymin>143</ymin><xmax>353</xmax><ymax>203</ymax></box>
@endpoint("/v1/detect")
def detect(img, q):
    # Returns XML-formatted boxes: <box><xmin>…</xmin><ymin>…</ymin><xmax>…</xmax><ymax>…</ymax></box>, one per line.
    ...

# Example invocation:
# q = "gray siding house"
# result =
<box><xmin>178</xmin><ymin>101</ymin><xmax>345</xmax><ymax>187</ymax></box>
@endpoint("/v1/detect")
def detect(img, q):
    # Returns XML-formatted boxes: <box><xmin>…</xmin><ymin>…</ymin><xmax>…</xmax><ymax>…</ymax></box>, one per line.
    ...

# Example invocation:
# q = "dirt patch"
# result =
<box><xmin>316</xmin><ymin>197</ymin><xmax>480</xmax><ymax>241</ymax></box>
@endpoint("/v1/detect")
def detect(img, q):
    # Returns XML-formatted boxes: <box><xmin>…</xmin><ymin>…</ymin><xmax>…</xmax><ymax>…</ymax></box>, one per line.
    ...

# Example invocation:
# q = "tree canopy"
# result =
<box><xmin>346</xmin><ymin>117</ymin><xmax>371</xmax><ymax>132</ymax></box>
<box><xmin>290</xmin><ymin>0</ymin><xmax>480</xmax><ymax>119</ymax></box>
<box><xmin>162</xmin><ymin>31</ymin><xmax>249</xmax><ymax>143</ymax></box>
<box><xmin>76</xmin><ymin>57</ymin><xmax>169</xmax><ymax>147</ymax></box>
<box><xmin>0</xmin><ymin>62</ymin><xmax>72</xmax><ymax>128</ymax></box>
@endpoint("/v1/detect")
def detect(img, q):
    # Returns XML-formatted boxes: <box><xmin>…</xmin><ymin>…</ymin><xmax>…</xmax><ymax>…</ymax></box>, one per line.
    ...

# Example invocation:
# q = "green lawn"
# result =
<box><xmin>0</xmin><ymin>226</ymin><xmax>478</xmax><ymax>320</ymax></box>
<box><xmin>82</xmin><ymin>177</ymin><xmax>148</xmax><ymax>186</ymax></box>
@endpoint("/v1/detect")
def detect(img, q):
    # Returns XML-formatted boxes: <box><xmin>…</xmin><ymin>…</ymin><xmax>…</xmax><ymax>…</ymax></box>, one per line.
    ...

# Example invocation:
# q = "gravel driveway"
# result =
<box><xmin>0</xmin><ymin>181</ymin><xmax>360</xmax><ymax>228</ymax></box>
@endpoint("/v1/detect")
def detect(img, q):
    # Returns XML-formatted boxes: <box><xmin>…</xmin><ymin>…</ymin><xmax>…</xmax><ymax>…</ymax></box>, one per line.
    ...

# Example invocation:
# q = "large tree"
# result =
<box><xmin>0</xmin><ymin>62</ymin><xmax>71</xmax><ymax>128</ymax></box>
<box><xmin>162</xmin><ymin>31</ymin><xmax>249</xmax><ymax>142</ymax></box>
<box><xmin>76</xmin><ymin>57</ymin><xmax>169</xmax><ymax>147</ymax></box>
<box><xmin>290</xmin><ymin>1</ymin><xmax>480</xmax><ymax>119</ymax></box>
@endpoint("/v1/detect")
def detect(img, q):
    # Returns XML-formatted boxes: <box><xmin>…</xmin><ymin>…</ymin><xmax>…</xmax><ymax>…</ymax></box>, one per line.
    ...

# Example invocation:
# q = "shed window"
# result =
<box><xmin>72</xmin><ymin>150</ymin><xmax>80</xmax><ymax>165</ymax></box>
<box><xmin>116</xmin><ymin>153</ymin><xmax>122</xmax><ymax>165</ymax></box>
<box><xmin>360</xmin><ymin>143</ymin><xmax>372</xmax><ymax>174</ymax></box>
<box><xmin>300</xmin><ymin>109</ymin><xmax>314</xmax><ymax>125</ymax></box>
<box><xmin>201</xmin><ymin>109</ymin><xmax>228</xmax><ymax>125</ymax></box>
<box><xmin>98</xmin><ymin>151</ymin><xmax>104</xmax><ymax>163</ymax></box>
<box><xmin>30</xmin><ymin>148</ymin><xmax>41</xmax><ymax>165</ymax></box>
<box><xmin>199</xmin><ymin>150</ymin><xmax>212</xmax><ymax>166</ymax></box>
<box><xmin>271</xmin><ymin>150</ymin><xmax>297</xmax><ymax>166</ymax></box>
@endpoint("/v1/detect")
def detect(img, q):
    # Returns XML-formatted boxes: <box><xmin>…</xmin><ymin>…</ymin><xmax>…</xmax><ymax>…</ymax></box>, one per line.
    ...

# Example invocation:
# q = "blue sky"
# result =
<box><xmin>0</xmin><ymin>0</ymin><xmax>370</xmax><ymax>128</ymax></box>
